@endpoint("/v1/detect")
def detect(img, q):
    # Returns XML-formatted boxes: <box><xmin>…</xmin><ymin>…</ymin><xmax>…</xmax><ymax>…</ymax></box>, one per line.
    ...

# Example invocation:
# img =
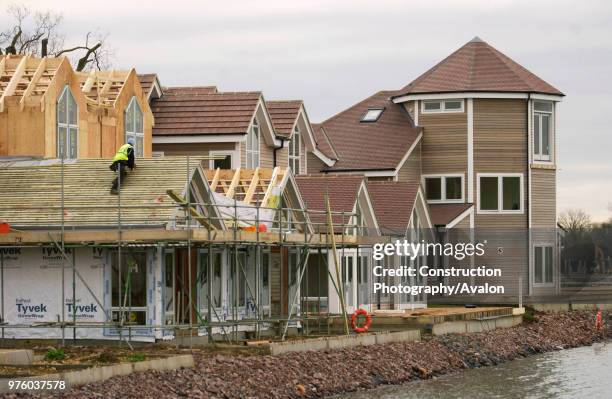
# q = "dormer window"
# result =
<box><xmin>361</xmin><ymin>108</ymin><xmax>384</xmax><ymax>122</ymax></box>
<box><xmin>422</xmin><ymin>99</ymin><xmax>464</xmax><ymax>113</ymax></box>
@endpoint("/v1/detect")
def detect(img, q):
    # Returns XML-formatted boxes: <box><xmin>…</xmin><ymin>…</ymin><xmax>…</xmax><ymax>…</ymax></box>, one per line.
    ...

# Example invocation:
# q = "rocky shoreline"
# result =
<box><xmin>6</xmin><ymin>311</ymin><xmax>611</xmax><ymax>399</ymax></box>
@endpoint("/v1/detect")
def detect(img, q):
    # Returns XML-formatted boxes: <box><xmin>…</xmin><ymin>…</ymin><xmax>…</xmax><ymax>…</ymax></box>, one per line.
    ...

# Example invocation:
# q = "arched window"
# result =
<box><xmin>125</xmin><ymin>97</ymin><xmax>144</xmax><ymax>157</ymax></box>
<box><xmin>246</xmin><ymin>118</ymin><xmax>260</xmax><ymax>168</ymax></box>
<box><xmin>288</xmin><ymin>126</ymin><xmax>300</xmax><ymax>174</ymax></box>
<box><xmin>57</xmin><ymin>86</ymin><xmax>78</xmax><ymax>159</ymax></box>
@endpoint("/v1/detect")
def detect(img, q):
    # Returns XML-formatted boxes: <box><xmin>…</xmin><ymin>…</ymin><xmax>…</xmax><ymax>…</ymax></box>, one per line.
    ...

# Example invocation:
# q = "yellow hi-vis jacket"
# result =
<box><xmin>113</xmin><ymin>144</ymin><xmax>133</xmax><ymax>162</ymax></box>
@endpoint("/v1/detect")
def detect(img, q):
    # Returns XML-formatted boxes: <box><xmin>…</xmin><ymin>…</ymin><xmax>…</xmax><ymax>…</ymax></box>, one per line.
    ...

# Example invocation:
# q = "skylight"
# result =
<box><xmin>361</xmin><ymin>108</ymin><xmax>384</xmax><ymax>122</ymax></box>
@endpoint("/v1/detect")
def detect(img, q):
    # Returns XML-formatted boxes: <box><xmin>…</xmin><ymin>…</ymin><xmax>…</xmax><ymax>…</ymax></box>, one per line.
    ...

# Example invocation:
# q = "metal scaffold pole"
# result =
<box><xmin>61</xmin><ymin>155</ymin><xmax>65</xmax><ymax>346</ymax></box>
<box><xmin>187</xmin><ymin>156</ymin><xmax>193</xmax><ymax>350</ymax></box>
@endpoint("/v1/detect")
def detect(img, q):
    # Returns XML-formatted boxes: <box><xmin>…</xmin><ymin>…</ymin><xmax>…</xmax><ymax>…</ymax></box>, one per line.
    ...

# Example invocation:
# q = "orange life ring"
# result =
<box><xmin>596</xmin><ymin>311</ymin><xmax>604</xmax><ymax>331</ymax></box>
<box><xmin>351</xmin><ymin>308</ymin><xmax>372</xmax><ymax>333</ymax></box>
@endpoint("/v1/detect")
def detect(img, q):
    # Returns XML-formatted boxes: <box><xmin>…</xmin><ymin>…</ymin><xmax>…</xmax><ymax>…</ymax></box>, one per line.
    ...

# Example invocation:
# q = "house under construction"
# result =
<box><xmin>0</xmin><ymin>156</ymin><xmax>417</xmax><ymax>343</ymax></box>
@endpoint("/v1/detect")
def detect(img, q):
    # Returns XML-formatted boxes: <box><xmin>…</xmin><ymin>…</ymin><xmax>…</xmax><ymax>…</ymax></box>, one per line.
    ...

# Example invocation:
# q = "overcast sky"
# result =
<box><xmin>2</xmin><ymin>0</ymin><xmax>611</xmax><ymax>222</ymax></box>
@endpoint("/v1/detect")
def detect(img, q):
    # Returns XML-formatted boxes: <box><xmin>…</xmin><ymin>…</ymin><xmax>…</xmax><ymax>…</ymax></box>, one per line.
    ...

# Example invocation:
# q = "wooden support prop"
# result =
<box><xmin>243</xmin><ymin>167</ymin><xmax>259</xmax><ymax>204</ymax></box>
<box><xmin>326</xmin><ymin>194</ymin><xmax>350</xmax><ymax>336</ymax></box>
<box><xmin>226</xmin><ymin>167</ymin><xmax>241</xmax><ymax>199</ymax></box>
<box><xmin>166</xmin><ymin>189</ymin><xmax>215</xmax><ymax>230</ymax></box>
<box><xmin>210</xmin><ymin>168</ymin><xmax>220</xmax><ymax>191</ymax></box>
<box><xmin>99</xmin><ymin>70</ymin><xmax>114</xmax><ymax>97</ymax></box>
<box><xmin>261</xmin><ymin>167</ymin><xmax>280</xmax><ymax>208</ymax></box>
<box><xmin>82</xmin><ymin>70</ymin><xmax>96</xmax><ymax>92</ymax></box>
<box><xmin>0</xmin><ymin>55</ymin><xmax>28</xmax><ymax>112</ymax></box>
<box><xmin>20</xmin><ymin>57</ymin><xmax>47</xmax><ymax>110</ymax></box>
<box><xmin>0</xmin><ymin>56</ymin><xmax>6</xmax><ymax>81</ymax></box>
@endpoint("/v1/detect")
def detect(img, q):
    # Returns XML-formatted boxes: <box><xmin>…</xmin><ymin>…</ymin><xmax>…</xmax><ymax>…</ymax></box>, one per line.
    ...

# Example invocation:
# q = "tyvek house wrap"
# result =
<box><xmin>0</xmin><ymin>247</ymin><xmax>155</xmax><ymax>341</ymax></box>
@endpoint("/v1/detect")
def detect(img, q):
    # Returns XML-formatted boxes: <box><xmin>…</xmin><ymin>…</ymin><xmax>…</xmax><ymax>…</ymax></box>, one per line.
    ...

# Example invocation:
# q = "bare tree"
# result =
<box><xmin>0</xmin><ymin>4</ymin><xmax>112</xmax><ymax>71</ymax></box>
<box><xmin>558</xmin><ymin>209</ymin><xmax>592</xmax><ymax>232</ymax></box>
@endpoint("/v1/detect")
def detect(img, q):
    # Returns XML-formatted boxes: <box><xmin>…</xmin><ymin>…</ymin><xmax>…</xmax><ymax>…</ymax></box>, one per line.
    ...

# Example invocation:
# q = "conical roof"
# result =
<box><xmin>396</xmin><ymin>37</ymin><xmax>563</xmax><ymax>96</ymax></box>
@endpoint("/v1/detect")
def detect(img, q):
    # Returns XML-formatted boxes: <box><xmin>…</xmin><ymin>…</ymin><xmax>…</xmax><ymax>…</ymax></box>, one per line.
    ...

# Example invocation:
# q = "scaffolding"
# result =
<box><xmin>0</xmin><ymin>156</ymin><xmax>385</xmax><ymax>347</ymax></box>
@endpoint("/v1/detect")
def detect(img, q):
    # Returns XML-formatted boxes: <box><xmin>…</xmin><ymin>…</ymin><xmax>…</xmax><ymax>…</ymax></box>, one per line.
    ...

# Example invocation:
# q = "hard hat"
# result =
<box><xmin>127</xmin><ymin>138</ymin><xmax>135</xmax><ymax>146</ymax></box>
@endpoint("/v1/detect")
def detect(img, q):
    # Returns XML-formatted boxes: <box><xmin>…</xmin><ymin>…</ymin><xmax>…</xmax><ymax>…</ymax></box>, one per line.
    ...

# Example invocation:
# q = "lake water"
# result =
<box><xmin>336</xmin><ymin>342</ymin><xmax>612</xmax><ymax>399</ymax></box>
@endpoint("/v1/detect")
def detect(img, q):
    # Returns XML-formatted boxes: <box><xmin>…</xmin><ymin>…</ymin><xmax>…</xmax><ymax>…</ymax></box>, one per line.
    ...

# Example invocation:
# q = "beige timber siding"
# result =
<box><xmin>260</xmin><ymin>142</ymin><xmax>274</xmax><ymax>168</ymax></box>
<box><xmin>152</xmin><ymin>142</ymin><xmax>235</xmax><ymax>156</ymax></box>
<box><xmin>397</xmin><ymin>141</ymin><xmax>421</xmax><ymax>183</ymax></box>
<box><xmin>418</xmin><ymin>105</ymin><xmax>468</xmax><ymax>178</ymax></box>
<box><xmin>307</xmin><ymin>152</ymin><xmax>326</xmax><ymax>173</ymax></box>
<box><xmin>240</xmin><ymin>140</ymin><xmax>246</xmax><ymax>167</ymax></box>
<box><xmin>531</xmin><ymin>167</ymin><xmax>556</xmax><ymax>228</ymax></box>
<box><xmin>473</xmin><ymin>99</ymin><xmax>528</xmax><ymax>229</ymax></box>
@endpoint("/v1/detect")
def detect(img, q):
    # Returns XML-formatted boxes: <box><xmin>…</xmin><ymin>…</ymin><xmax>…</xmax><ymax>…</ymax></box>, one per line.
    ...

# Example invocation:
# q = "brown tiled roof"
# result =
<box><xmin>295</xmin><ymin>174</ymin><xmax>364</xmax><ymax>232</ymax></box>
<box><xmin>429</xmin><ymin>203</ymin><xmax>473</xmax><ymax>226</ymax></box>
<box><xmin>151</xmin><ymin>90</ymin><xmax>261</xmax><ymax>135</ymax></box>
<box><xmin>319</xmin><ymin>91</ymin><xmax>420</xmax><ymax>171</ymax></box>
<box><xmin>311</xmin><ymin>123</ymin><xmax>338</xmax><ymax>160</ymax></box>
<box><xmin>396</xmin><ymin>37</ymin><xmax>563</xmax><ymax>96</ymax></box>
<box><xmin>163</xmin><ymin>86</ymin><xmax>218</xmax><ymax>95</ymax></box>
<box><xmin>137</xmin><ymin>74</ymin><xmax>158</xmax><ymax>98</ymax></box>
<box><xmin>367</xmin><ymin>180</ymin><xmax>419</xmax><ymax>235</ymax></box>
<box><xmin>266</xmin><ymin>100</ymin><xmax>302</xmax><ymax>138</ymax></box>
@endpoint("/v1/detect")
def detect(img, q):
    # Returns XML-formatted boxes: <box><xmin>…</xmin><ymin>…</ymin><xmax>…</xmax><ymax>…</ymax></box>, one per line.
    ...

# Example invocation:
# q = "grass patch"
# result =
<box><xmin>127</xmin><ymin>352</ymin><xmax>146</xmax><ymax>362</ymax></box>
<box><xmin>44</xmin><ymin>348</ymin><xmax>66</xmax><ymax>361</ymax></box>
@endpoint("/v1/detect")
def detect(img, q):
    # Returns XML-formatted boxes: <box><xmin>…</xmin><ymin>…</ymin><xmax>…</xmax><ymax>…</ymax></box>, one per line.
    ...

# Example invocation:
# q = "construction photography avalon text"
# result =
<box><xmin>0</xmin><ymin>1</ymin><xmax>610</xmax><ymax>398</ymax></box>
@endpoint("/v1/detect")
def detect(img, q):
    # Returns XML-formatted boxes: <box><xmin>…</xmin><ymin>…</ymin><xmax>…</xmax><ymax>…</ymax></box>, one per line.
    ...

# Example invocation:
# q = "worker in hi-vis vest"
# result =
<box><xmin>109</xmin><ymin>138</ymin><xmax>136</xmax><ymax>194</ymax></box>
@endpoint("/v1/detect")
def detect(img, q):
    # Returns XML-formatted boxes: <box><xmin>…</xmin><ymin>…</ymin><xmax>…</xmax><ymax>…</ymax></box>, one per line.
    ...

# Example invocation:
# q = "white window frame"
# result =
<box><xmin>56</xmin><ymin>85</ymin><xmax>78</xmax><ymax>159</ymax></box>
<box><xmin>533</xmin><ymin>101</ymin><xmax>554</xmax><ymax>162</ymax></box>
<box><xmin>477</xmin><ymin>173</ymin><xmax>524</xmax><ymax>214</ymax></box>
<box><xmin>421</xmin><ymin>99</ymin><xmax>464</xmax><ymax>114</ymax></box>
<box><xmin>125</xmin><ymin>97</ymin><xmax>145</xmax><ymax>157</ymax></box>
<box><xmin>422</xmin><ymin>174</ymin><xmax>464</xmax><ymax>203</ymax></box>
<box><xmin>360</xmin><ymin>108</ymin><xmax>384</xmax><ymax>122</ymax></box>
<box><xmin>288</xmin><ymin>126</ymin><xmax>300</xmax><ymax>174</ymax></box>
<box><xmin>246</xmin><ymin>118</ymin><xmax>260</xmax><ymax>168</ymax></box>
<box><xmin>533</xmin><ymin>244</ymin><xmax>554</xmax><ymax>286</ymax></box>
<box><xmin>209</xmin><ymin>150</ymin><xmax>237</xmax><ymax>170</ymax></box>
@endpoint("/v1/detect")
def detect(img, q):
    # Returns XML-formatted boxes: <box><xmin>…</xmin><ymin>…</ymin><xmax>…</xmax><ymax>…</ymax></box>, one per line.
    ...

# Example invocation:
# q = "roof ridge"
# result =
<box><xmin>480</xmin><ymin>43</ymin><xmax>531</xmax><ymax>90</ymax></box>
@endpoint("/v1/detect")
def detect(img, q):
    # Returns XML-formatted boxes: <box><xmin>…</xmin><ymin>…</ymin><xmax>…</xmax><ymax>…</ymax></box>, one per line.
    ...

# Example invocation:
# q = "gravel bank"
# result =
<box><xmin>4</xmin><ymin>311</ymin><xmax>610</xmax><ymax>399</ymax></box>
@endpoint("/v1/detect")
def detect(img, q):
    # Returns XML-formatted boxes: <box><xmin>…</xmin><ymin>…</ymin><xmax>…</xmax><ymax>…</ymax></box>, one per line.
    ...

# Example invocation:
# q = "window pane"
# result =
<box><xmin>444</xmin><ymin>100</ymin><xmax>462</xmax><ymax>110</ymax></box>
<box><xmin>534</xmin><ymin>114</ymin><xmax>541</xmax><ymax>155</ymax></box>
<box><xmin>58</xmin><ymin>92</ymin><xmax>67</xmax><ymax>124</ymax></box>
<box><xmin>214</xmin><ymin>155</ymin><xmax>232</xmax><ymax>170</ymax></box>
<box><xmin>247</xmin><ymin>153</ymin><xmax>252</xmax><ymax>168</ymax></box>
<box><xmin>502</xmin><ymin>176</ymin><xmax>521</xmax><ymax>211</ymax></box>
<box><xmin>69</xmin><ymin>127</ymin><xmax>78</xmax><ymax>159</ymax></box>
<box><xmin>136</xmin><ymin>137</ymin><xmax>144</xmax><ymax>157</ymax></box>
<box><xmin>424</xmin><ymin>101</ymin><xmax>441</xmax><ymax>111</ymax></box>
<box><xmin>480</xmin><ymin>177</ymin><xmax>498</xmax><ymax>211</ymax></box>
<box><xmin>68</xmin><ymin>91</ymin><xmax>77</xmax><ymax>125</ymax></box>
<box><xmin>445</xmin><ymin>177</ymin><xmax>462</xmax><ymax>200</ymax></box>
<box><xmin>135</xmin><ymin>104</ymin><xmax>143</xmax><ymax>133</ymax></box>
<box><xmin>535</xmin><ymin>247</ymin><xmax>543</xmax><ymax>283</ymax></box>
<box><xmin>545</xmin><ymin>247</ymin><xmax>553</xmax><ymax>283</ymax></box>
<box><xmin>57</xmin><ymin>126</ymin><xmax>67</xmax><ymax>158</ymax></box>
<box><xmin>534</xmin><ymin>101</ymin><xmax>552</xmax><ymax>112</ymax></box>
<box><xmin>126</xmin><ymin>104</ymin><xmax>134</xmax><ymax>132</ymax></box>
<box><xmin>361</xmin><ymin>109</ymin><xmax>383</xmax><ymax>122</ymax></box>
<box><xmin>541</xmin><ymin>114</ymin><xmax>550</xmax><ymax>156</ymax></box>
<box><xmin>253</xmin><ymin>153</ymin><xmax>259</xmax><ymax>168</ymax></box>
<box><xmin>425</xmin><ymin>178</ymin><xmax>442</xmax><ymax>200</ymax></box>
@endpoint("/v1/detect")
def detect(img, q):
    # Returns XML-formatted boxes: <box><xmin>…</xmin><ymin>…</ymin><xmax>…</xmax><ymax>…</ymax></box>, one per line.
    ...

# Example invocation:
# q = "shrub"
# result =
<box><xmin>44</xmin><ymin>348</ymin><xmax>66</xmax><ymax>361</ymax></box>
<box><xmin>127</xmin><ymin>352</ymin><xmax>146</xmax><ymax>362</ymax></box>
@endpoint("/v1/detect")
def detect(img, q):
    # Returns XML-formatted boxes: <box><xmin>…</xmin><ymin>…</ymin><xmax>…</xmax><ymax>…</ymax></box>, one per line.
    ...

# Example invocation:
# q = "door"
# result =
<box><xmin>163</xmin><ymin>250</ymin><xmax>176</xmax><ymax>325</ymax></box>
